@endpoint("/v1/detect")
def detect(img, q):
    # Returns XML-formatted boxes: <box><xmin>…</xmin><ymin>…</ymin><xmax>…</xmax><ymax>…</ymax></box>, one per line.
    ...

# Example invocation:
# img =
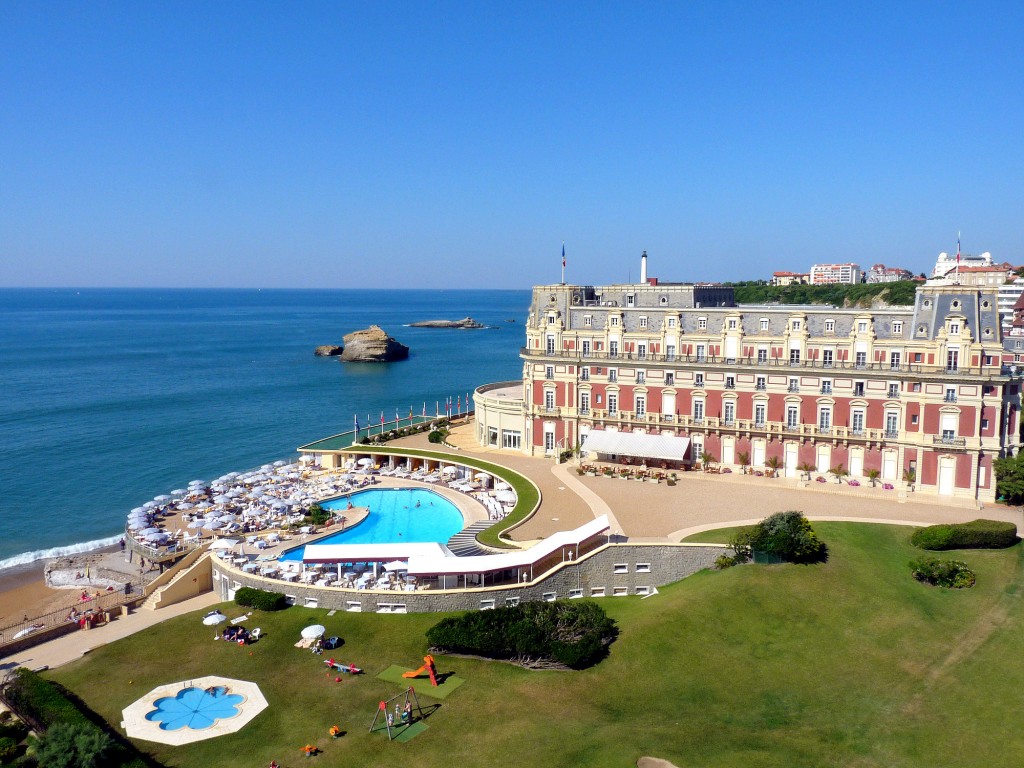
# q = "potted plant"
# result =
<box><xmin>866</xmin><ymin>468</ymin><xmax>881</xmax><ymax>488</ymax></box>
<box><xmin>829</xmin><ymin>464</ymin><xmax>848</xmax><ymax>484</ymax></box>
<box><xmin>699</xmin><ymin>451</ymin><xmax>717</xmax><ymax>473</ymax></box>
<box><xmin>798</xmin><ymin>462</ymin><xmax>815</xmax><ymax>482</ymax></box>
<box><xmin>903</xmin><ymin>468</ymin><xmax>916</xmax><ymax>491</ymax></box>
<box><xmin>765</xmin><ymin>456</ymin><xmax>781</xmax><ymax>478</ymax></box>
<box><xmin>737</xmin><ymin>451</ymin><xmax>750</xmax><ymax>475</ymax></box>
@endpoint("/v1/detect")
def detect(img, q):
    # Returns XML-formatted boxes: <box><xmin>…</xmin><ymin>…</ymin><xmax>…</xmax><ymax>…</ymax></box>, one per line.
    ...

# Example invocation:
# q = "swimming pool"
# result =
<box><xmin>279</xmin><ymin>488</ymin><xmax>464</xmax><ymax>561</ymax></box>
<box><xmin>145</xmin><ymin>686</ymin><xmax>245</xmax><ymax>731</ymax></box>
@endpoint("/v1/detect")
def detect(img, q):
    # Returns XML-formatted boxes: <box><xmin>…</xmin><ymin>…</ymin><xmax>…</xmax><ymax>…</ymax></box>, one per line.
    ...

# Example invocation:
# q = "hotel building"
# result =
<box><xmin>476</xmin><ymin>255</ymin><xmax>1022</xmax><ymax>504</ymax></box>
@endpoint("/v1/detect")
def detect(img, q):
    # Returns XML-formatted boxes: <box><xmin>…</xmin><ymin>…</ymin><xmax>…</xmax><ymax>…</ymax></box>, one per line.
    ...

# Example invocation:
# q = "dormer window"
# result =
<box><xmin>698</xmin><ymin>317</ymin><xmax>708</xmax><ymax>330</ymax></box>
<box><xmin>728</xmin><ymin>319</ymin><xmax>737</xmax><ymax>330</ymax></box>
<box><xmin>639</xmin><ymin>316</ymin><xmax>648</xmax><ymax>328</ymax></box>
<box><xmin>949</xmin><ymin>322</ymin><xmax>960</xmax><ymax>335</ymax></box>
<box><xmin>951</xmin><ymin>300</ymin><xmax>961</xmax><ymax>310</ymax></box>
<box><xmin>548</xmin><ymin>316</ymin><xmax>555</xmax><ymax>325</ymax></box>
<box><xmin>659</xmin><ymin>296</ymin><xmax>668</xmax><ymax>305</ymax></box>
<box><xmin>857</xmin><ymin>321</ymin><xmax>868</xmax><ymax>333</ymax></box>
<box><xmin>626</xmin><ymin>295</ymin><xmax>635</xmax><ymax>307</ymax></box>
<box><xmin>583</xmin><ymin>315</ymin><xmax>592</xmax><ymax>326</ymax></box>
<box><xmin>792</xmin><ymin>320</ymin><xmax>802</xmax><ymax>331</ymax></box>
<box><xmin>760</xmin><ymin>318</ymin><xmax>769</xmax><ymax>331</ymax></box>
<box><xmin>667</xmin><ymin>317</ymin><xmax>677</xmax><ymax>328</ymax></box>
<box><xmin>610</xmin><ymin>316</ymin><xmax>619</xmax><ymax>327</ymax></box>
<box><xmin>824</xmin><ymin>319</ymin><xmax>835</xmax><ymax>333</ymax></box>
<box><xmin>892</xmin><ymin>321</ymin><xmax>903</xmax><ymax>334</ymax></box>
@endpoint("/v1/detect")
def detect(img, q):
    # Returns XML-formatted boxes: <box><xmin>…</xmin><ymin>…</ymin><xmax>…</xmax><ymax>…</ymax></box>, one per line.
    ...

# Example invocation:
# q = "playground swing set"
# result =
<box><xmin>369</xmin><ymin>687</ymin><xmax>426</xmax><ymax>740</ymax></box>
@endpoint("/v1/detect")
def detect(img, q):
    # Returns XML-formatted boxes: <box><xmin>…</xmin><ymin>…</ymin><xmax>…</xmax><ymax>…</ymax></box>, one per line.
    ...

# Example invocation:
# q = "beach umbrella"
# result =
<box><xmin>196</xmin><ymin>501</ymin><xmax>213</xmax><ymax>509</ymax></box>
<box><xmin>474</xmin><ymin>472</ymin><xmax>491</xmax><ymax>481</ymax></box>
<box><xmin>203</xmin><ymin>520</ymin><xmax>224</xmax><ymax>530</ymax></box>
<box><xmin>496</xmin><ymin>490</ymin><xmax>517</xmax><ymax>503</ymax></box>
<box><xmin>176</xmin><ymin>501</ymin><xmax>194</xmax><ymax>510</ymax></box>
<box><xmin>383</xmin><ymin>560</ymin><xmax>409</xmax><ymax>571</ymax></box>
<box><xmin>203</xmin><ymin>613</ymin><xmax>227</xmax><ymax>626</ymax></box>
<box><xmin>186</xmin><ymin>520</ymin><xmax>204</xmax><ymax>529</ymax></box>
<box><xmin>301</xmin><ymin>624</ymin><xmax>326</xmax><ymax>640</ymax></box>
<box><xmin>130</xmin><ymin>507</ymin><xmax>146</xmax><ymax>515</ymax></box>
<box><xmin>138</xmin><ymin>527</ymin><xmax>161</xmax><ymax>536</ymax></box>
<box><xmin>209</xmin><ymin>539</ymin><xmax>239</xmax><ymax>550</ymax></box>
<box><xmin>213</xmin><ymin>494</ymin><xmax>232</xmax><ymax>504</ymax></box>
<box><xmin>273</xmin><ymin>460</ymin><xmax>287</xmax><ymax>467</ymax></box>
<box><xmin>142</xmin><ymin>501</ymin><xmax>158</xmax><ymax>509</ymax></box>
<box><xmin>441</xmin><ymin>465</ymin><xmax>458</xmax><ymax>476</ymax></box>
<box><xmin>495</xmin><ymin>481</ymin><xmax>511</xmax><ymax>491</ymax></box>
<box><xmin>357</xmin><ymin>458</ymin><xmax>374</xmax><ymax>467</ymax></box>
<box><xmin>218</xmin><ymin>514</ymin><xmax>237</xmax><ymax>523</ymax></box>
<box><xmin>171</xmin><ymin>488</ymin><xmax>187</xmax><ymax>496</ymax></box>
<box><xmin>154</xmin><ymin>494</ymin><xmax>172</xmax><ymax>502</ymax></box>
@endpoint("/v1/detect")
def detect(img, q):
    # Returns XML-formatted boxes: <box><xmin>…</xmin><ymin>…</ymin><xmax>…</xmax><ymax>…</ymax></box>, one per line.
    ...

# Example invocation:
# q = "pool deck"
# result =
<box><xmin>121</xmin><ymin>674</ymin><xmax>268</xmax><ymax>746</ymax></box>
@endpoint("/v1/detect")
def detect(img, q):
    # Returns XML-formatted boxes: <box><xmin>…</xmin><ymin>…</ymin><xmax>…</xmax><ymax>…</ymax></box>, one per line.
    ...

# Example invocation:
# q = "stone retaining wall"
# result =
<box><xmin>213</xmin><ymin>542</ymin><xmax>726</xmax><ymax>614</ymax></box>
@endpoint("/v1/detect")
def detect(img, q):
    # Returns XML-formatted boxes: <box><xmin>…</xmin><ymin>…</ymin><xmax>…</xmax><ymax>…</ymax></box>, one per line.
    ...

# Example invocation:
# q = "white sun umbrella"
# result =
<box><xmin>142</xmin><ymin>501</ymin><xmax>158</xmax><ymax>509</ymax></box>
<box><xmin>196</xmin><ymin>501</ymin><xmax>213</xmax><ymax>509</ymax></box>
<box><xmin>176</xmin><ymin>502</ymin><xmax>194</xmax><ymax>510</ymax></box>
<box><xmin>213</xmin><ymin>494</ymin><xmax>232</xmax><ymax>504</ymax></box>
<box><xmin>154</xmin><ymin>494</ymin><xmax>172</xmax><ymax>502</ymax></box>
<box><xmin>383</xmin><ymin>560</ymin><xmax>409</xmax><ymax>571</ymax></box>
<box><xmin>145</xmin><ymin>532</ymin><xmax>168</xmax><ymax>543</ymax></box>
<box><xmin>261</xmin><ymin>464</ymin><xmax>274</xmax><ymax>471</ymax></box>
<box><xmin>209</xmin><ymin>538</ymin><xmax>240</xmax><ymax>550</ymax></box>
<box><xmin>301</xmin><ymin>624</ymin><xmax>326</xmax><ymax>640</ymax></box>
<box><xmin>474</xmin><ymin>472</ymin><xmax>491</xmax><ymax>481</ymax></box>
<box><xmin>273</xmin><ymin>460</ymin><xmax>287</xmax><ymax>467</ymax></box>
<box><xmin>138</xmin><ymin>527</ymin><xmax>161</xmax><ymax>536</ymax></box>
<box><xmin>186</xmin><ymin>519</ymin><xmax>204</xmax><ymax>529</ymax></box>
<box><xmin>496</xmin><ymin>490</ymin><xmax>517</xmax><ymax>503</ymax></box>
<box><xmin>171</xmin><ymin>488</ymin><xmax>187</xmax><ymax>496</ymax></box>
<box><xmin>203</xmin><ymin>613</ymin><xmax>228</xmax><ymax>626</ymax></box>
<box><xmin>357</xmin><ymin>458</ymin><xmax>374</xmax><ymax>467</ymax></box>
<box><xmin>188</xmin><ymin>480</ymin><xmax>206</xmax><ymax>487</ymax></box>
<box><xmin>202</xmin><ymin>519</ymin><xmax>224</xmax><ymax>531</ymax></box>
<box><xmin>441</xmin><ymin>465</ymin><xmax>458</xmax><ymax>475</ymax></box>
<box><xmin>494</xmin><ymin>480</ymin><xmax>511</xmax><ymax>491</ymax></box>
<box><xmin>218</xmin><ymin>514</ymin><xmax>237</xmax><ymax>523</ymax></box>
<box><xmin>130</xmin><ymin>507</ymin><xmax>146</xmax><ymax>515</ymax></box>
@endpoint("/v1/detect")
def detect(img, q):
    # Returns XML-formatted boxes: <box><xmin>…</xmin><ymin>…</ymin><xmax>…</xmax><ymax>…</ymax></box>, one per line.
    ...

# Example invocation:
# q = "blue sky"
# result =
<box><xmin>1</xmin><ymin>2</ymin><xmax>1022</xmax><ymax>288</ymax></box>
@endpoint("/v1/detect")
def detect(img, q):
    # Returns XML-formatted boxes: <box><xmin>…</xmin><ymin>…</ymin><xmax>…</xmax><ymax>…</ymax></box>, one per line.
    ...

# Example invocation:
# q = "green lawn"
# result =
<box><xmin>49</xmin><ymin>523</ymin><xmax>1024</xmax><ymax>767</ymax></box>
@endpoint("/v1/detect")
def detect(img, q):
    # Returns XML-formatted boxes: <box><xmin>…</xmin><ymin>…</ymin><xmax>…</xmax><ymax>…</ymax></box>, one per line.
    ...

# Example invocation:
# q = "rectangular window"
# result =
<box><xmin>758</xmin><ymin>348</ymin><xmax>768</xmax><ymax>363</ymax></box>
<box><xmin>822</xmin><ymin>349</ymin><xmax>833</xmax><ymax>367</ymax></box>
<box><xmin>608</xmin><ymin>368</ymin><xmax>617</xmax><ymax>382</ymax></box>
<box><xmin>665</xmin><ymin>372</ymin><xmax>675</xmax><ymax>385</ymax></box>
<box><xmin>728</xmin><ymin>319</ymin><xmax>737</xmax><ymax>329</ymax></box>
<box><xmin>851</xmin><ymin>410</ymin><xmax>865</xmax><ymax>434</ymax></box>
<box><xmin>947</xmin><ymin>349</ymin><xmax>959</xmax><ymax>372</ymax></box>
<box><xmin>608</xmin><ymin>394</ymin><xmax>618</xmax><ymax>415</ymax></box>
<box><xmin>949</xmin><ymin>322</ymin><xmax>960</xmax><ymax>335</ymax></box>
<box><xmin>609</xmin><ymin>340</ymin><xmax>619</xmax><ymax>356</ymax></box>
<box><xmin>636</xmin><ymin>370</ymin><xmax>646</xmax><ymax>383</ymax></box>
<box><xmin>888</xmin><ymin>383</ymin><xmax>899</xmax><ymax>398</ymax></box>
<box><xmin>568</xmin><ymin>589</ymin><xmax>584</xmax><ymax>599</ymax></box>
<box><xmin>636</xmin><ymin>586</ymin><xmax>652</xmax><ymax>596</ymax></box>
<box><xmin>580</xmin><ymin>367</ymin><xmax>590</xmax><ymax>381</ymax></box>
<box><xmin>790</xmin><ymin>348</ymin><xmax>801</xmax><ymax>364</ymax></box>
<box><xmin>613</xmin><ymin>563</ymin><xmax>628</xmax><ymax>574</ymax></box>
<box><xmin>636</xmin><ymin>563</ymin><xmax>651</xmax><ymax>573</ymax></box>
<box><xmin>890</xmin><ymin>352</ymin><xmax>901</xmax><ymax>370</ymax></box>
<box><xmin>666</xmin><ymin>345</ymin><xmax>676</xmax><ymax>360</ymax></box>
<box><xmin>725</xmin><ymin>375</ymin><xmax>735</xmax><ymax>389</ymax></box>
<box><xmin>501</xmin><ymin>430</ymin><xmax>521</xmax><ymax>449</ymax></box>
<box><xmin>981</xmin><ymin>418</ymin><xmax>990</xmax><ymax>430</ymax></box>
<box><xmin>911</xmin><ymin>414</ymin><xmax>919</xmax><ymax>425</ymax></box>
<box><xmin>584</xmin><ymin>315</ymin><xmax>592</xmax><ymax>326</ymax></box>
<box><xmin>626</xmin><ymin>295</ymin><xmax>635</xmax><ymax>307</ymax></box>
<box><xmin>695</xmin><ymin>373</ymin><xmax>704</xmax><ymax>387</ymax></box>
<box><xmin>505</xmin><ymin>596</ymin><xmax>520</xmax><ymax>607</ymax></box>
<box><xmin>885</xmin><ymin>412</ymin><xmax>899</xmax><ymax>436</ymax></box>
<box><xmin>787</xmin><ymin>405</ymin><xmax>799</xmax><ymax>428</ymax></box>
<box><xmin>788</xmin><ymin>378</ymin><xmax>799</xmax><ymax>392</ymax></box>
<box><xmin>821</xmin><ymin>379</ymin><xmax>832</xmax><ymax>394</ymax></box>
<box><xmin>639</xmin><ymin>316</ymin><xmax>648</xmax><ymax>328</ymax></box>
<box><xmin>825</xmin><ymin>319</ymin><xmax>835</xmax><ymax>332</ymax></box>
<box><xmin>755</xmin><ymin>402</ymin><xmax>767</xmax><ymax>426</ymax></box>
<box><xmin>756</xmin><ymin>376</ymin><xmax>766</xmax><ymax>390</ymax></box>
<box><xmin>760</xmin><ymin>318</ymin><xmax>769</xmax><ymax>331</ymax></box>
<box><xmin>696</xmin><ymin>345</ymin><xmax>706</xmax><ymax>361</ymax></box>
<box><xmin>858</xmin><ymin>321</ymin><xmax>868</xmax><ymax>332</ymax></box>
<box><xmin>945</xmin><ymin>387</ymin><xmax>957</xmax><ymax>402</ymax></box>
<box><xmin>580</xmin><ymin>392</ymin><xmax>590</xmax><ymax>414</ymax></box>
<box><xmin>818</xmin><ymin>408</ymin><xmax>832</xmax><ymax>432</ymax></box>
<box><xmin>345</xmin><ymin>601</ymin><xmax>362</xmax><ymax>612</ymax></box>
<box><xmin>479</xmin><ymin>599</ymin><xmax>496</xmax><ymax>610</ymax></box>
<box><xmin>724</xmin><ymin>401</ymin><xmax>735</xmax><ymax>424</ymax></box>
<box><xmin>668</xmin><ymin>317</ymin><xmax>677</xmax><ymax>328</ymax></box>
<box><xmin>792</xmin><ymin>320</ymin><xmax>802</xmax><ymax>331</ymax></box>
<box><xmin>854</xmin><ymin>381</ymin><xmax>865</xmax><ymax>396</ymax></box>
<box><xmin>855</xmin><ymin>351</ymin><xmax>867</xmax><ymax>368</ymax></box>
<box><xmin>544</xmin><ymin>390</ymin><xmax>555</xmax><ymax>410</ymax></box>
<box><xmin>613</xmin><ymin>587</ymin><xmax>629</xmax><ymax>596</ymax></box>
<box><xmin>545</xmin><ymin>366</ymin><xmax>554</xmax><ymax>379</ymax></box>
<box><xmin>542</xmin><ymin>592</ymin><xmax>557</xmax><ymax>602</ymax></box>
<box><xmin>693</xmin><ymin>400</ymin><xmax>705</xmax><ymax>422</ymax></box>
<box><xmin>590</xmin><ymin>587</ymin><xmax>606</xmax><ymax>597</ymax></box>
<box><xmin>581</xmin><ymin>340</ymin><xmax>591</xmax><ymax>357</ymax></box>
<box><xmin>893</xmin><ymin>321</ymin><xmax>903</xmax><ymax>334</ymax></box>
<box><xmin>698</xmin><ymin>317</ymin><xmax>708</xmax><ymax>330</ymax></box>
<box><xmin>634</xmin><ymin>396</ymin><xmax>646</xmax><ymax>416</ymax></box>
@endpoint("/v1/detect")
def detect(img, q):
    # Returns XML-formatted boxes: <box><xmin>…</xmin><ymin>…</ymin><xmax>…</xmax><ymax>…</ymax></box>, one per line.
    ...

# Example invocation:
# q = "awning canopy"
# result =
<box><xmin>582</xmin><ymin>430</ymin><xmax>690</xmax><ymax>461</ymax></box>
<box><xmin>302</xmin><ymin>541</ymin><xmax>451</xmax><ymax>564</ymax></box>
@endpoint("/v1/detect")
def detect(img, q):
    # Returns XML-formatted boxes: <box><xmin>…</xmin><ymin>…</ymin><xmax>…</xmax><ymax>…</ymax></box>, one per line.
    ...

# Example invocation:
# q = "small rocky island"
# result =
<box><xmin>314</xmin><ymin>326</ymin><xmax>410</xmax><ymax>362</ymax></box>
<box><xmin>409</xmin><ymin>316</ymin><xmax>487</xmax><ymax>329</ymax></box>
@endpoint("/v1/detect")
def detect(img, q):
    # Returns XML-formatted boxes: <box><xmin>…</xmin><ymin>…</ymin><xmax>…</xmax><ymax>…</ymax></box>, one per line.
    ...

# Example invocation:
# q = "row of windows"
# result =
<box><xmin>575</xmin><ymin>316</ymin><xmax>909</xmax><ymax>334</ymax></box>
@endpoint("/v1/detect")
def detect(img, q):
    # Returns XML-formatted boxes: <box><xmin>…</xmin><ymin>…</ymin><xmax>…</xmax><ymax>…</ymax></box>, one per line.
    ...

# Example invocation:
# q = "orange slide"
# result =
<box><xmin>402</xmin><ymin>654</ymin><xmax>439</xmax><ymax>686</ymax></box>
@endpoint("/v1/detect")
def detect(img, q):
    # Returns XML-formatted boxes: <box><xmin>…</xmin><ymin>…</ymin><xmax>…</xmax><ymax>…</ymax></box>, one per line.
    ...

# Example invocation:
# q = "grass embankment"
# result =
<box><xmin>341</xmin><ymin>446</ymin><xmax>540</xmax><ymax>549</ymax></box>
<box><xmin>50</xmin><ymin>523</ymin><xmax>1024</xmax><ymax>768</ymax></box>
<box><xmin>730</xmin><ymin>280</ymin><xmax>919</xmax><ymax>307</ymax></box>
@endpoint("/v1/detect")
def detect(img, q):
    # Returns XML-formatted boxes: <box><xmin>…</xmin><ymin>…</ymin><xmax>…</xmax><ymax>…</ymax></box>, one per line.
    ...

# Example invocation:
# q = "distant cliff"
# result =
<box><xmin>409</xmin><ymin>316</ymin><xmax>487</xmax><ymax>329</ymax></box>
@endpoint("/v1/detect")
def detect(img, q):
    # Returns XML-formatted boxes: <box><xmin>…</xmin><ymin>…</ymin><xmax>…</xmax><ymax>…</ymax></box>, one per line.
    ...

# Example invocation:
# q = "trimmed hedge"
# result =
<box><xmin>910</xmin><ymin>519</ymin><xmax>1018</xmax><ymax>551</ymax></box>
<box><xmin>426</xmin><ymin>601</ymin><xmax>617</xmax><ymax>669</ymax></box>
<box><xmin>234</xmin><ymin>587</ymin><xmax>289</xmax><ymax>611</ymax></box>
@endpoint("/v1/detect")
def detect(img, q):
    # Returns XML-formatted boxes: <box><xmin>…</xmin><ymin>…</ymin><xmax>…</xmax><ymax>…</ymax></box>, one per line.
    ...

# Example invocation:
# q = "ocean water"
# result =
<box><xmin>0</xmin><ymin>288</ymin><xmax>528</xmax><ymax>568</ymax></box>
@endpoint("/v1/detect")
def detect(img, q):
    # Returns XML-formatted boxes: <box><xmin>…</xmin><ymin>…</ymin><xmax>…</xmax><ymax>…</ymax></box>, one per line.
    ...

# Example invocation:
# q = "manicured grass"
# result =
<box><xmin>340</xmin><ymin>446</ymin><xmax>541</xmax><ymax>548</ymax></box>
<box><xmin>49</xmin><ymin>523</ymin><xmax>1024</xmax><ymax>767</ymax></box>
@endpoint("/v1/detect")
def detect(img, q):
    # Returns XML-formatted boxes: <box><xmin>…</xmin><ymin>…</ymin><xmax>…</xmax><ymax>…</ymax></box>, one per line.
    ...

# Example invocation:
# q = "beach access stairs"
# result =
<box><xmin>140</xmin><ymin>547</ymin><xmax>213</xmax><ymax>611</ymax></box>
<box><xmin>446</xmin><ymin>521</ymin><xmax>493</xmax><ymax>557</ymax></box>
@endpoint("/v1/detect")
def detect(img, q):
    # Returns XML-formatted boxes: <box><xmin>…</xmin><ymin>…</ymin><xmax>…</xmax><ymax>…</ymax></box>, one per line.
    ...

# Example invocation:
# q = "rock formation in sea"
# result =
<box><xmin>314</xmin><ymin>345</ymin><xmax>344</xmax><ymax>357</ymax></box>
<box><xmin>339</xmin><ymin>326</ymin><xmax>410</xmax><ymax>362</ymax></box>
<box><xmin>408</xmin><ymin>316</ymin><xmax>486</xmax><ymax>329</ymax></box>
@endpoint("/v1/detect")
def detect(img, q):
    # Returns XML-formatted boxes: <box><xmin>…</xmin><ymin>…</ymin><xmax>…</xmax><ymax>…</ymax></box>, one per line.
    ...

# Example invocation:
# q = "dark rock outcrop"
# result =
<box><xmin>409</xmin><ymin>316</ymin><xmax>486</xmax><ymax>329</ymax></box>
<box><xmin>314</xmin><ymin>345</ymin><xmax>344</xmax><ymax>357</ymax></box>
<box><xmin>340</xmin><ymin>326</ymin><xmax>409</xmax><ymax>362</ymax></box>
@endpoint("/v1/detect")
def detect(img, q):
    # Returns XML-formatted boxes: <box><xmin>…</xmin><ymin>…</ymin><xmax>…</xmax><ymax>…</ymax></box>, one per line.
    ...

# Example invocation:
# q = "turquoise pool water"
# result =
<box><xmin>146</xmin><ymin>686</ymin><xmax>245</xmax><ymax>731</ymax></box>
<box><xmin>279</xmin><ymin>488</ymin><xmax>464</xmax><ymax>561</ymax></box>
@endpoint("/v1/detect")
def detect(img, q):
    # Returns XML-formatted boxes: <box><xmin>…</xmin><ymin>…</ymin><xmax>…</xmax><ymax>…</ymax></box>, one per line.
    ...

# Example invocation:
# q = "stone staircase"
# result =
<box><xmin>141</xmin><ymin>551</ymin><xmax>212</xmax><ymax>610</ymax></box>
<box><xmin>446</xmin><ymin>521</ymin><xmax>492</xmax><ymax>557</ymax></box>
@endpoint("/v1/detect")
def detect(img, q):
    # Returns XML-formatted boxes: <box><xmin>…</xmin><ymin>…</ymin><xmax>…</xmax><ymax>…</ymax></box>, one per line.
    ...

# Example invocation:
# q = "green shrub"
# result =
<box><xmin>0</xmin><ymin>735</ymin><xmax>19</xmax><ymax>761</ymax></box>
<box><xmin>427</xmin><ymin>430</ymin><xmax>445</xmax><ymax>444</ymax></box>
<box><xmin>426</xmin><ymin>601</ymin><xmax>617</xmax><ymax>669</ymax></box>
<box><xmin>234</xmin><ymin>587</ymin><xmax>289</xmax><ymax>611</ymax></box>
<box><xmin>715</xmin><ymin>554</ymin><xmax>741</xmax><ymax>569</ymax></box>
<box><xmin>910</xmin><ymin>557</ymin><xmax>976</xmax><ymax>588</ymax></box>
<box><xmin>32</xmin><ymin>722</ymin><xmax>111</xmax><ymax>768</ymax></box>
<box><xmin>305</xmin><ymin>504</ymin><xmax>329</xmax><ymax>526</ymax></box>
<box><xmin>910</xmin><ymin>519</ymin><xmax>1018</xmax><ymax>550</ymax></box>
<box><xmin>733</xmin><ymin>511</ymin><xmax>827</xmax><ymax>564</ymax></box>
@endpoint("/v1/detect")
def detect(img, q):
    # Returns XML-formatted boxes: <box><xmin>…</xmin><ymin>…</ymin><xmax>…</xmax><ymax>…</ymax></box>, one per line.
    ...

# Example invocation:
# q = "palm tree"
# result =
<box><xmin>902</xmin><ymin>468</ymin><xmax>916</xmax><ymax>490</ymax></box>
<box><xmin>829</xmin><ymin>463</ymin><xmax>848</xmax><ymax>484</ymax></box>
<box><xmin>699</xmin><ymin>451</ymin><xmax>716</xmax><ymax>472</ymax></box>
<box><xmin>798</xmin><ymin>462</ymin><xmax>815</xmax><ymax>481</ymax></box>
<box><xmin>737</xmin><ymin>451</ymin><xmax>750</xmax><ymax>474</ymax></box>
<box><xmin>866</xmin><ymin>468</ymin><xmax>881</xmax><ymax>487</ymax></box>
<box><xmin>765</xmin><ymin>456</ymin><xmax>781</xmax><ymax>478</ymax></box>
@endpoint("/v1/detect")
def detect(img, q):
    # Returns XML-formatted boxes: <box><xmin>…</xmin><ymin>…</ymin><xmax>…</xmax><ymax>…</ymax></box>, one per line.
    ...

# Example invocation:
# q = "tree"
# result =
<box><xmin>866</xmin><ymin>468</ymin><xmax>881</xmax><ymax>487</ymax></box>
<box><xmin>737</xmin><ymin>451</ymin><xmax>750</xmax><ymax>474</ymax></box>
<box><xmin>32</xmin><ymin>723</ymin><xmax>111</xmax><ymax>768</ymax></box>
<box><xmin>798</xmin><ymin>462</ymin><xmax>815</xmax><ymax>481</ymax></box>
<box><xmin>995</xmin><ymin>452</ymin><xmax>1024</xmax><ymax>503</ymax></box>
<box><xmin>733</xmin><ymin>510</ymin><xmax>828</xmax><ymax>564</ymax></box>
<box><xmin>699</xmin><ymin>451</ymin><xmax>716</xmax><ymax>472</ymax></box>
<box><xmin>829</xmin><ymin>464</ymin><xmax>848</xmax><ymax>484</ymax></box>
<box><xmin>765</xmin><ymin>456</ymin><xmax>781</xmax><ymax>478</ymax></box>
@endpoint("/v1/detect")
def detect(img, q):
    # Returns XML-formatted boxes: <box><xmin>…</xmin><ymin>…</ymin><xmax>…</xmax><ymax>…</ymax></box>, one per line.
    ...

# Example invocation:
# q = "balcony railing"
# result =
<box><xmin>885</xmin><ymin>430</ymin><xmax>899</xmax><ymax>439</ymax></box>
<box><xmin>787</xmin><ymin>384</ymin><xmax>799</xmax><ymax>393</ymax></box>
<box><xmin>521</xmin><ymin>347</ymin><xmax>998</xmax><ymax>377</ymax></box>
<box><xmin>944</xmin><ymin>393</ymin><xmax>958</xmax><ymax>402</ymax></box>
<box><xmin>820</xmin><ymin>386</ymin><xmax>832</xmax><ymax>394</ymax></box>
<box><xmin>933</xmin><ymin>436</ymin><xmax>967</xmax><ymax>447</ymax></box>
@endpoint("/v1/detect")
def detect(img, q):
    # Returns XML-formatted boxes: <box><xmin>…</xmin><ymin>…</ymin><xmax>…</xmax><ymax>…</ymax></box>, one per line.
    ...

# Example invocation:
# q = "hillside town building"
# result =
<box><xmin>809</xmin><ymin>263</ymin><xmax>861</xmax><ymax>285</ymax></box>
<box><xmin>475</xmin><ymin>255</ymin><xmax>1023</xmax><ymax>504</ymax></box>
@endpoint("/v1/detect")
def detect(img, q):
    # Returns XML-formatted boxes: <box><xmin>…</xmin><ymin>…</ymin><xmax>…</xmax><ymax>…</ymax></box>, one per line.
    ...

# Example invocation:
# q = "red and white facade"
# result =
<box><xmin>476</xmin><ymin>263</ymin><xmax>1023</xmax><ymax>504</ymax></box>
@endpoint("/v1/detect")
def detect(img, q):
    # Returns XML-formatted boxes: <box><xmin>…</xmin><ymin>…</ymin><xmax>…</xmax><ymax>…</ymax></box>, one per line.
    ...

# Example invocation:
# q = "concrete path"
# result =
<box><xmin>550</xmin><ymin>461</ymin><xmax>625</xmax><ymax>534</ymax></box>
<box><xmin>1</xmin><ymin>592</ymin><xmax>220</xmax><ymax>671</ymax></box>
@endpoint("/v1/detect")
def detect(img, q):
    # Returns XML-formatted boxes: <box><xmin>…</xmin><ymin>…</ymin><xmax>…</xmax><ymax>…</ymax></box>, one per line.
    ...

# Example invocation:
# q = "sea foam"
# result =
<box><xmin>0</xmin><ymin>535</ymin><xmax>122</xmax><ymax>572</ymax></box>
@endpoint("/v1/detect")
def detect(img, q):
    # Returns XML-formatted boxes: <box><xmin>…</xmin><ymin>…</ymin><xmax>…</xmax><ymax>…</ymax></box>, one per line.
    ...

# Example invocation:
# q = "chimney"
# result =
<box><xmin>640</xmin><ymin>251</ymin><xmax>648</xmax><ymax>284</ymax></box>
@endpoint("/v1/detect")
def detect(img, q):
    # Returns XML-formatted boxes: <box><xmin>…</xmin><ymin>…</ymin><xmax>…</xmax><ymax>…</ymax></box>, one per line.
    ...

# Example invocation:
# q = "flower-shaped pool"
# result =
<box><xmin>145</xmin><ymin>686</ymin><xmax>245</xmax><ymax>731</ymax></box>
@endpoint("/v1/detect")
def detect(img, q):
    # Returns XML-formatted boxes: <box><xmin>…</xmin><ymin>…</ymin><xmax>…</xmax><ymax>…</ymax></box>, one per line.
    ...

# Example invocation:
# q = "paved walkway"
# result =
<box><xmin>550</xmin><ymin>462</ymin><xmax>624</xmax><ymax>534</ymax></box>
<box><xmin>1</xmin><ymin>592</ymin><xmax>220</xmax><ymax>671</ymax></box>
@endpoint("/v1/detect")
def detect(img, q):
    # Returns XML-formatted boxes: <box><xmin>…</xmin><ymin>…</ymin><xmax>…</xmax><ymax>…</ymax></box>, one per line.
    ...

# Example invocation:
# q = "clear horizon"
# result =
<box><xmin>2</xmin><ymin>3</ymin><xmax>1022</xmax><ymax>289</ymax></box>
